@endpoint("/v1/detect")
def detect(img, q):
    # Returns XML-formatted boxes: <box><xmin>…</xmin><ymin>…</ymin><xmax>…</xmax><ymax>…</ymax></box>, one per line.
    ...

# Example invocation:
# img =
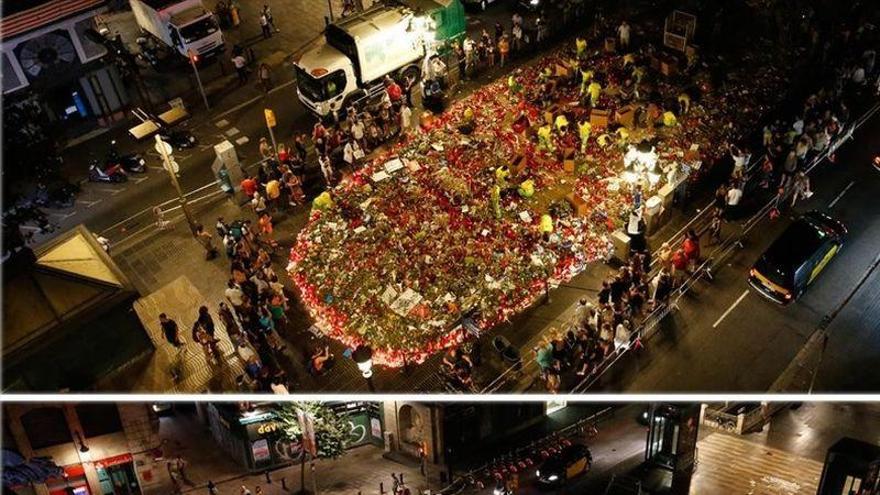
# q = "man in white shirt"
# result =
<box><xmin>225</xmin><ymin>281</ymin><xmax>244</xmax><ymax>307</ymax></box>
<box><xmin>617</xmin><ymin>21</ymin><xmax>631</xmax><ymax>48</ymax></box>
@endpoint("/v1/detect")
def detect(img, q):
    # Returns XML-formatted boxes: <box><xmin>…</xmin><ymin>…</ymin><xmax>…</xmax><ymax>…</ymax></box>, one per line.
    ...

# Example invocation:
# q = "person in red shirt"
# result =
<box><xmin>240</xmin><ymin>175</ymin><xmax>257</xmax><ymax>198</ymax></box>
<box><xmin>385</xmin><ymin>75</ymin><xmax>402</xmax><ymax>105</ymax></box>
<box><xmin>682</xmin><ymin>228</ymin><xmax>701</xmax><ymax>265</ymax></box>
<box><xmin>671</xmin><ymin>248</ymin><xmax>688</xmax><ymax>276</ymax></box>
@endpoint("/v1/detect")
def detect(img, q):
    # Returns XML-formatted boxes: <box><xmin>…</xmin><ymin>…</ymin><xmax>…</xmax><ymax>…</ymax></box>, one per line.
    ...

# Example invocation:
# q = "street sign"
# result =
<box><xmin>154</xmin><ymin>139</ymin><xmax>173</xmax><ymax>157</ymax></box>
<box><xmin>264</xmin><ymin>108</ymin><xmax>277</xmax><ymax>128</ymax></box>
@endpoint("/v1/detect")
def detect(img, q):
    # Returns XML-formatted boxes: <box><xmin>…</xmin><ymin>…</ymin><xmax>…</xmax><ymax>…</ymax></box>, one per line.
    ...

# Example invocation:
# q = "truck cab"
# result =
<box><xmin>130</xmin><ymin>0</ymin><xmax>224</xmax><ymax>59</ymax></box>
<box><xmin>294</xmin><ymin>0</ymin><xmax>465</xmax><ymax>119</ymax></box>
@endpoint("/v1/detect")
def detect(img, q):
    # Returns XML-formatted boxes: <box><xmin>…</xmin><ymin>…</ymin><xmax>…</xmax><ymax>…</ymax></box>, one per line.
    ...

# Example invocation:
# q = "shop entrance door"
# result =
<box><xmin>96</xmin><ymin>462</ymin><xmax>140</xmax><ymax>495</ymax></box>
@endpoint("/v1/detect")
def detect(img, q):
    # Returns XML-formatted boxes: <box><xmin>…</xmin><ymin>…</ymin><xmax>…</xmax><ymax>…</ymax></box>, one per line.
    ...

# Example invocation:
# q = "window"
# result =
<box><xmin>76</xmin><ymin>404</ymin><xmax>123</xmax><ymax>438</ymax></box>
<box><xmin>179</xmin><ymin>17</ymin><xmax>219</xmax><ymax>44</ymax></box>
<box><xmin>21</xmin><ymin>407</ymin><xmax>72</xmax><ymax>449</ymax></box>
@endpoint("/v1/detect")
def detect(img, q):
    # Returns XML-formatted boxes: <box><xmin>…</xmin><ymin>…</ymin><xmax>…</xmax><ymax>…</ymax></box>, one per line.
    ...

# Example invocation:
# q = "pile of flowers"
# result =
<box><xmin>288</xmin><ymin>38</ymin><xmax>790</xmax><ymax>367</ymax></box>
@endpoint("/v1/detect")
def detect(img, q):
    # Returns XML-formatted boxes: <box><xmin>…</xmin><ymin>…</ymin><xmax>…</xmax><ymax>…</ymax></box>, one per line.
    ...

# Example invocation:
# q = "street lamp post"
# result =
<box><xmin>188</xmin><ymin>49</ymin><xmax>210</xmax><ymax>111</ymax></box>
<box><xmin>353</xmin><ymin>344</ymin><xmax>375</xmax><ymax>391</ymax></box>
<box><xmin>155</xmin><ymin>136</ymin><xmax>198</xmax><ymax>235</ymax></box>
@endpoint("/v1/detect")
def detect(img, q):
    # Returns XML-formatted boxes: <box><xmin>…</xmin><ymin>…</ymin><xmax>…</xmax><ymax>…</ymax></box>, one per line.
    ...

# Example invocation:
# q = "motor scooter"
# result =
<box><xmin>107</xmin><ymin>140</ymin><xmax>146</xmax><ymax>173</ymax></box>
<box><xmin>89</xmin><ymin>158</ymin><xmax>128</xmax><ymax>183</ymax></box>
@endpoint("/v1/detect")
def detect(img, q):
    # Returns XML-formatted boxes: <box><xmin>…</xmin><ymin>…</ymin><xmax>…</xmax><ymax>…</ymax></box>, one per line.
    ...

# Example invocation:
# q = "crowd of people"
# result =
<box><xmin>528</xmin><ymin>6</ymin><xmax>879</xmax><ymax>393</ymax></box>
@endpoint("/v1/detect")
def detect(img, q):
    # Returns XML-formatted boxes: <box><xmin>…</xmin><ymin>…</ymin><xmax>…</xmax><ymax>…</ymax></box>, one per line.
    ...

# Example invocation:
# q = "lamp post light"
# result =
<box><xmin>353</xmin><ymin>344</ymin><xmax>375</xmax><ymax>391</ymax></box>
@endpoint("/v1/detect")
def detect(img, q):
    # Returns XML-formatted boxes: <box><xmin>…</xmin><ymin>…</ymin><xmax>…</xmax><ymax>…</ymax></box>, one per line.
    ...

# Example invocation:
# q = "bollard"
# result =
<box><xmin>380</xmin><ymin>482</ymin><xmax>385</xmax><ymax>494</ymax></box>
<box><xmin>281</xmin><ymin>477</ymin><xmax>288</xmax><ymax>491</ymax></box>
<box><xmin>265</xmin><ymin>470</ymin><xmax>272</xmax><ymax>483</ymax></box>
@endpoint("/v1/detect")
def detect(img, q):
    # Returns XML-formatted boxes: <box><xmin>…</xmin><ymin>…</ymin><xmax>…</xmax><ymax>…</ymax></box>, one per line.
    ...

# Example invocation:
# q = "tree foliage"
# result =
<box><xmin>275</xmin><ymin>402</ymin><xmax>349</xmax><ymax>460</ymax></box>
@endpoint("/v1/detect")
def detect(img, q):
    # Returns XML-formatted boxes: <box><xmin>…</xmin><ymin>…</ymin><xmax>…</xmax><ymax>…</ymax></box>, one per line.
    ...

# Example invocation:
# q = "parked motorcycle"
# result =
<box><xmin>107</xmin><ymin>140</ymin><xmax>146</xmax><ymax>173</ymax></box>
<box><xmin>135</xmin><ymin>36</ymin><xmax>161</xmax><ymax>69</ymax></box>
<box><xmin>89</xmin><ymin>158</ymin><xmax>128</xmax><ymax>183</ymax></box>
<box><xmin>157</xmin><ymin>128</ymin><xmax>197</xmax><ymax>150</ymax></box>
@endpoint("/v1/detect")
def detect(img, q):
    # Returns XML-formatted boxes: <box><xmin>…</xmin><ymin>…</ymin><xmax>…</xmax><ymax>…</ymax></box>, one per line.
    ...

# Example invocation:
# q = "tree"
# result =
<box><xmin>275</xmin><ymin>402</ymin><xmax>349</xmax><ymax>459</ymax></box>
<box><xmin>275</xmin><ymin>402</ymin><xmax>349</xmax><ymax>494</ymax></box>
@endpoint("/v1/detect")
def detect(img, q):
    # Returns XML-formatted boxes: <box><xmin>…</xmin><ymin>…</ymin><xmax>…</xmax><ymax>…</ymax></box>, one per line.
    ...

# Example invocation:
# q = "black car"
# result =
<box><xmin>536</xmin><ymin>444</ymin><xmax>592</xmax><ymax>487</ymax></box>
<box><xmin>749</xmin><ymin>211</ymin><xmax>847</xmax><ymax>304</ymax></box>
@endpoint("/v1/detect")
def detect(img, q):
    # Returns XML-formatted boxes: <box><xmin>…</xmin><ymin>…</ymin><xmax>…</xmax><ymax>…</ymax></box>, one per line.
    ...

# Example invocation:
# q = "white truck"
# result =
<box><xmin>130</xmin><ymin>0</ymin><xmax>224</xmax><ymax>59</ymax></box>
<box><xmin>294</xmin><ymin>0</ymin><xmax>466</xmax><ymax>119</ymax></box>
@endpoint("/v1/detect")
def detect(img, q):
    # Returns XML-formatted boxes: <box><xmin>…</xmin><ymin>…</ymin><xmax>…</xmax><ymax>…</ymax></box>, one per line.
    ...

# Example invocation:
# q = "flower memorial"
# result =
<box><xmin>288</xmin><ymin>36</ymin><xmax>790</xmax><ymax>367</ymax></box>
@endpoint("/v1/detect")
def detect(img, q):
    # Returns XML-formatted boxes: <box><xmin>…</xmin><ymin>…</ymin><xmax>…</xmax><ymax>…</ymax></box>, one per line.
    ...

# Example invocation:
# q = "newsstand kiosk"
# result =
<box><xmin>645</xmin><ymin>404</ymin><xmax>701</xmax><ymax>495</ymax></box>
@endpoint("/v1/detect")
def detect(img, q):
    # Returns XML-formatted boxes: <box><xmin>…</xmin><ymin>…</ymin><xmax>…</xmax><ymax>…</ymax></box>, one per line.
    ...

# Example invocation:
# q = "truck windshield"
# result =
<box><xmin>295</xmin><ymin>67</ymin><xmax>346</xmax><ymax>102</ymax></box>
<box><xmin>179</xmin><ymin>16</ymin><xmax>218</xmax><ymax>44</ymax></box>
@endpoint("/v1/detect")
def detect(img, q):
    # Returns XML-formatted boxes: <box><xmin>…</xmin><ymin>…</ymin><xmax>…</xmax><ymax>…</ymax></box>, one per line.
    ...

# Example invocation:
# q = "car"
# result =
<box><xmin>749</xmin><ymin>211</ymin><xmax>847</xmax><ymax>304</ymax></box>
<box><xmin>535</xmin><ymin>444</ymin><xmax>592</xmax><ymax>487</ymax></box>
<box><xmin>461</xmin><ymin>0</ymin><xmax>500</xmax><ymax>11</ymax></box>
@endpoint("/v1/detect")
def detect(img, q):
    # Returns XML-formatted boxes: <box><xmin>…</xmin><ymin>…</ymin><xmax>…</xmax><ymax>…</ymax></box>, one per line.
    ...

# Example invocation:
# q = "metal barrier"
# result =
<box><xmin>436</xmin><ymin>406</ymin><xmax>614</xmax><ymax>495</ymax></box>
<box><xmin>572</xmin><ymin>99</ymin><xmax>880</xmax><ymax>393</ymax></box>
<box><xmin>98</xmin><ymin>156</ymin><xmax>274</xmax><ymax>247</ymax></box>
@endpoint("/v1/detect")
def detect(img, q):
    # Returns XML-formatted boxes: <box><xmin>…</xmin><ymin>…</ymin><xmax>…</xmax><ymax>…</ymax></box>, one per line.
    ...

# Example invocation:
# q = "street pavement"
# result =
<box><xmin>594</xmin><ymin>103</ymin><xmax>880</xmax><ymax>393</ymax></box>
<box><xmin>148</xmin><ymin>405</ymin><xmax>439</xmax><ymax>495</ymax></box>
<box><xmin>20</xmin><ymin>1</ymin><xmax>880</xmax><ymax>393</ymax></box>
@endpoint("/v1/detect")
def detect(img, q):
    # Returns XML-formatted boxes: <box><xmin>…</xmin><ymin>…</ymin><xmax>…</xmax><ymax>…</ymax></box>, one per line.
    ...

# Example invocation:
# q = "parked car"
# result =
<box><xmin>536</xmin><ymin>444</ymin><xmax>592</xmax><ymax>487</ymax></box>
<box><xmin>749</xmin><ymin>211</ymin><xmax>846</xmax><ymax>304</ymax></box>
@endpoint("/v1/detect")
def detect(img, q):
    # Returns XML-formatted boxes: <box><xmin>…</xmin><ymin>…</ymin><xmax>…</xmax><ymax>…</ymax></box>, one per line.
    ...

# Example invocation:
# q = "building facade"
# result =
<box><xmin>1</xmin><ymin>0</ymin><xmax>129</xmax><ymax>140</ymax></box>
<box><xmin>4</xmin><ymin>403</ymin><xmax>163</xmax><ymax>495</ymax></box>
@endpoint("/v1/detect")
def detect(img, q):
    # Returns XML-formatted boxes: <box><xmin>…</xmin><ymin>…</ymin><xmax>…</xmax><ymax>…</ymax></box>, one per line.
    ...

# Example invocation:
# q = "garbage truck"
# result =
<box><xmin>130</xmin><ymin>0</ymin><xmax>225</xmax><ymax>59</ymax></box>
<box><xmin>294</xmin><ymin>0</ymin><xmax>466</xmax><ymax>119</ymax></box>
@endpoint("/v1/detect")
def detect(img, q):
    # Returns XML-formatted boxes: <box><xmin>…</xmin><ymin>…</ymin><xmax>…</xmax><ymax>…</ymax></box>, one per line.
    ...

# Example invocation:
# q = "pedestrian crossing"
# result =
<box><xmin>693</xmin><ymin>433</ymin><xmax>823</xmax><ymax>495</ymax></box>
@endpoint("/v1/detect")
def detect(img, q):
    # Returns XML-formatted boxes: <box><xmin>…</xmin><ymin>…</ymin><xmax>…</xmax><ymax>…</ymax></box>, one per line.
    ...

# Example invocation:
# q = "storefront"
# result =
<box><xmin>45</xmin><ymin>465</ymin><xmax>91</xmax><ymax>495</ymax></box>
<box><xmin>94</xmin><ymin>454</ymin><xmax>140</xmax><ymax>495</ymax></box>
<box><xmin>207</xmin><ymin>403</ymin><xmax>385</xmax><ymax>472</ymax></box>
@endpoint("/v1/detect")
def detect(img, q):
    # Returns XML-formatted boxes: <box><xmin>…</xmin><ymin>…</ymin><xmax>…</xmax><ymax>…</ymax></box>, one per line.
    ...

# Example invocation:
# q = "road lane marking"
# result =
<box><xmin>94</xmin><ymin>187</ymin><xmax>125</xmax><ymax>195</ymax></box>
<box><xmin>76</xmin><ymin>199</ymin><xmax>102</xmax><ymax>208</ymax></box>
<box><xmin>224</xmin><ymin>127</ymin><xmax>240</xmax><ymax>137</ymax></box>
<box><xmin>131</xmin><ymin>176</ymin><xmax>150</xmax><ymax>184</ymax></box>
<box><xmin>214</xmin><ymin>119</ymin><xmax>229</xmax><ymax>128</ymax></box>
<box><xmin>235</xmin><ymin>136</ymin><xmax>250</xmax><ymax>145</ymax></box>
<box><xmin>712</xmin><ymin>289</ymin><xmax>750</xmax><ymax>328</ymax></box>
<box><xmin>828</xmin><ymin>180</ymin><xmax>855</xmax><ymax>208</ymax></box>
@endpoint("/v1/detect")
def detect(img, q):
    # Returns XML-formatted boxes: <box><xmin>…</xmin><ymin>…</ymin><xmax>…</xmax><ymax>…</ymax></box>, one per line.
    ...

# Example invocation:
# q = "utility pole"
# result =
<box><xmin>155</xmin><ymin>136</ymin><xmax>197</xmax><ymax>235</ymax></box>
<box><xmin>264</xmin><ymin>108</ymin><xmax>280</xmax><ymax>162</ymax></box>
<box><xmin>188</xmin><ymin>49</ymin><xmax>210</xmax><ymax>111</ymax></box>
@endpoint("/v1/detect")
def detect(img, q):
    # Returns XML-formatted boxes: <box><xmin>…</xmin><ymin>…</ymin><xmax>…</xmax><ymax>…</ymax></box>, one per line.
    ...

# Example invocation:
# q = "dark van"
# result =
<box><xmin>749</xmin><ymin>211</ymin><xmax>846</xmax><ymax>304</ymax></box>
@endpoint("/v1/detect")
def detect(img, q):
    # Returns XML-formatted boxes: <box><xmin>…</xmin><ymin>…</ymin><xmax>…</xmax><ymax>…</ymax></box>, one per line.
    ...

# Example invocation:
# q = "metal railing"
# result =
<box><xmin>572</xmin><ymin>99</ymin><xmax>880</xmax><ymax>393</ymax></box>
<box><xmin>436</xmin><ymin>406</ymin><xmax>614</xmax><ymax>495</ymax></box>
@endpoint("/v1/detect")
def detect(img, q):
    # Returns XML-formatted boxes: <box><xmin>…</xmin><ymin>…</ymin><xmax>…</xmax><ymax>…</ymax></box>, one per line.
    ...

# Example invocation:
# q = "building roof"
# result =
<box><xmin>2</xmin><ymin>225</ymin><xmax>134</xmax><ymax>356</ymax></box>
<box><xmin>1</xmin><ymin>0</ymin><xmax>105</xmax><ymax>41</ymax></box>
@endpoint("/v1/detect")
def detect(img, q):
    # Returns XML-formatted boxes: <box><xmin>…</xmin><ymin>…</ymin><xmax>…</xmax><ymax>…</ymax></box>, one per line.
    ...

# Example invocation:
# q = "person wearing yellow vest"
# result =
<box><xmin>677</xmin><ymin>92</ymin><xmax>691</xmax><ymax>115</ymax></box>
<box><xmin>540</xmin><ymin>213</ymin><xmax>554</xmax><ymax>235</ymax></box>
<box><xmin>579</xmin><ymin>69</ymin><xmax>594</xmax><ymax>96</ymax></box>
<box><xmin>491</xmin><ymin>184</ymin><xmax>502</xmax><ymax>219</ymax></box>
<box><xmin>576</xmin><ymin>37</ymin><xmax>587</xmax><ymax>59</ymax></box>
<box><xmin>495</xmin><ymin>165</ymin><xmax>510</xmax><ymax>189</ymax></box>
<box><xmin>662</xmin><ymin>111</ymin><xmax>678</xmax><ymax>127</ymax></box>
<box><xmin>588</xmin><ymin>81</ymin><xmax>602</xmax><ymax>106</ymax></box>
<box><xmin>578</xmin><ymin>121</ymin><xmax>592</xmax><ymax>152</ymax></box>
<box><xmin>537</xmin><ymin>124</ymin><xmax>554</xmax><ymax>151</ymax></box>
<box><xmin>555</xmin><ymin>114</ymin><xmax>569</xmax><ymax>133</ymax></box>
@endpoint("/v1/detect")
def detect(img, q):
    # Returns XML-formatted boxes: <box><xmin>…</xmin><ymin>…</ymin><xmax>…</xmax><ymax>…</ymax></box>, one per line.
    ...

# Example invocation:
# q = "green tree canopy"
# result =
<box><xmin>275</xmin><ymin>402</ymin><xmax>349</xmax><ymax>459</ymax></box>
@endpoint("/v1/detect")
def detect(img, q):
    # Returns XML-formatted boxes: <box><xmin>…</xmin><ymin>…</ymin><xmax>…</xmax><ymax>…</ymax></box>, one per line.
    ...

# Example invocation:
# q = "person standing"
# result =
<box><xmin>319</xmin><ymin>154</ymin><xmax>334</xmax><ymax>187</ymax></box>
<box><xmin>259</xmin><ymin>63</ymin><xmax>272</xmax><ymax>92</ymax></box>
<box><xmin>232</xmin><ymin>53</ymin><xmax>248</xmax><ymax>85</ymax></box>
<box><xmin>160</xmin><ymin>313</ymin><xmax>184</xmax><ymax>348</ymax></box>
<box><xmin>259</xmin><ymin>10</ymin><xmax>271</xmax><ymax>38</ymax></box>
<box><xmin>498</xmin><ymin>35</ymin><xmax>510</xmax><ymax>68</ymax></box>
<box><xmin>617</xmin><ymin>20</ymin><xmax>631</xmax><ymax>49</ymax></box>
<box><xmin>195</xmin><ymin>306</ymin><xmax>216</xmax><ymax>338</ymax></box>
<box><xmin>262</xmin><ymin>4</ymin><xmax>278</xmax><ymax>32</ymax></box>
<box><xmin>195</xmin><ymin>224</ymin><xmax>218</xmax><ymax>260</ymax></box>
<box><xmin>218</xmin><ymin>301</ymin><xmax>239</xmax><ymax>337</ymax></box>
<box><xmin>399</xmin><ymin>103</ymin><xmax>413</xmax><ymax>135</ymax></box>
